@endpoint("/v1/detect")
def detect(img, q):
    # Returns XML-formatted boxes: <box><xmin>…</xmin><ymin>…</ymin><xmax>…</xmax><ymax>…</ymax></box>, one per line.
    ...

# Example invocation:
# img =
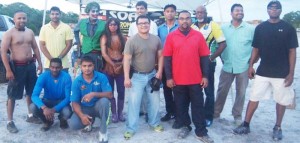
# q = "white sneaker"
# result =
<box><xmin>99</xmin><ymin>132</ymin><xmax>108</xmax><ymax>143</ymax></box>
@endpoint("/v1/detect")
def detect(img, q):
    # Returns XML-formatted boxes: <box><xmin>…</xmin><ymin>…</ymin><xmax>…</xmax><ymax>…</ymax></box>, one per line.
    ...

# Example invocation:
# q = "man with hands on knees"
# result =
<box><xmin>30</xmin><ymin>58</ymin><xmax>72</xmax><ymax>131</ymax></box>
<box><xmin>69</xmin><ymin>56</ymin><xmax>112</xmax><ymax>143</ymax></box>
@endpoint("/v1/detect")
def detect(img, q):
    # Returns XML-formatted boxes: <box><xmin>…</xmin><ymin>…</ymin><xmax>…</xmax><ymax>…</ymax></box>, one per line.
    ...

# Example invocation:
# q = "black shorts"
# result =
<box><xmin>7</xmin><ymin>61</ymin><xmax>37</xmax><ymax>100</ymax></box>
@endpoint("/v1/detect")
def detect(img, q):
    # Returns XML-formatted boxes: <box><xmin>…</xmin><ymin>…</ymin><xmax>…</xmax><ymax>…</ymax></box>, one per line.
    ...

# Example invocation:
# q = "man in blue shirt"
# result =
<box><xmin>214</xmin><ymin>4</ymin><xmax>254</xmax><ymax>125</ymax></box>
<box><xmin>30</xmin><ymin>58</ymin><xmax>72</xmax><ymax>131</ymax></box>
<box><xmin>157</xmin><ymin>4</ymin><xmax>179</xmax><ymax>126</ymax></box>
<box><xmin>69</xmin><ymin>56</ymin><xmax>112</xmax><ymax>143</ymax></box>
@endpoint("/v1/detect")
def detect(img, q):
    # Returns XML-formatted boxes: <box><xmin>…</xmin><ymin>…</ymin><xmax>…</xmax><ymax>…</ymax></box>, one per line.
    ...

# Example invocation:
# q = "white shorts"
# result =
<box><xmin>250</xmin><ymin>75</ymin><xmax>294</xmax><ymax>106</ymax></box>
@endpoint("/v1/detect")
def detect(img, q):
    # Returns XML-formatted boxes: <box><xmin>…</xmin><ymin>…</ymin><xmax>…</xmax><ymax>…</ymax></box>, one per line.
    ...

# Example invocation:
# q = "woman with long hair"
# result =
<box><xmin>101</xmin><ymin>17</ymin><xmax>126</xmax><ymax>123</ymax></box>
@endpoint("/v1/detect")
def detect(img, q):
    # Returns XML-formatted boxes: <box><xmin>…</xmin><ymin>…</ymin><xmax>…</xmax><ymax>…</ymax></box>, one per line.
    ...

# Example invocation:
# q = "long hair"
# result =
<box><xmin>104</xmin><ymin>18</ymin><xmax>125</xmax><ymax>51</ymax></box>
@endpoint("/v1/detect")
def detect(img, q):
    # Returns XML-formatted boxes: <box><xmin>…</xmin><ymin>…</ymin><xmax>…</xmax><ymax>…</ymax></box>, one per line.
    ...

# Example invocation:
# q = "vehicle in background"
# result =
<box><xmin>0</xmin><ymin>15</ymin><xmax>14</xmax><ymax>83</ymax></box>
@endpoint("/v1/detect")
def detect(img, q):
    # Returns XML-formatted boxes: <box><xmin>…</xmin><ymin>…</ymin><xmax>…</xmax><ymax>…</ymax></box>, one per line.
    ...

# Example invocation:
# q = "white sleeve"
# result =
<box><xmin>150</xmin><ymin>21</ymin><xmax>158</xmax><ymax>36</ymax></box>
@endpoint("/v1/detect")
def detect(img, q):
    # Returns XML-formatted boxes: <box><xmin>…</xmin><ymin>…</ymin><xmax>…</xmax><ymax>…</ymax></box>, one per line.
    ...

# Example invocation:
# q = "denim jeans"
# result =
<box><xmin>214</xmin><ymin>70</ymin><xmax>249</xmax><ymax>119</ymax></box>
<box><xmin>68</xmin><ymin>98</ymin><xmax>110</xmax><ymax>133</ymax></box>
<box><xmin>30</xmin><ymin>99</ymin><xmax>72</xmax><ymax>123</ymax></box>
<box><xmin>126</xmin><ymin>70</ymin><xmax>160</xmax><ymax>133</ymax></box>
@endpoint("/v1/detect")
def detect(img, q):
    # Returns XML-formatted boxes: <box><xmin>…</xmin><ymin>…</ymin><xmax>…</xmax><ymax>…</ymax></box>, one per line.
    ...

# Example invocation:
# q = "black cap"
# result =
<box><xmin>267</xmin><ymin>0</ymin><xmax>282</xmax><ymax>9</ymax></box>
<box><xmin>149</xmin><ymin>77</ymin><xmax>161</xmax><ymax>93</ymax></box>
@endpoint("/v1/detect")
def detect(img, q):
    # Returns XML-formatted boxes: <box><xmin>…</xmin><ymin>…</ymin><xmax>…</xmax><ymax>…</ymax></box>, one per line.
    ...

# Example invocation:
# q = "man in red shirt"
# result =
<box><xmin>163</xmin><ymin>10</ymin><xmax>213</xmax><ymax>143</ymax></box>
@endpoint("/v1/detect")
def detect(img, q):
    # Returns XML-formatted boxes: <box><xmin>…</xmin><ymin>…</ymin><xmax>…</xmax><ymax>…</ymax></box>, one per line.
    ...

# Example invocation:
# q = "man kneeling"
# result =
<box><xmin>69</xmin><ymin>56</ymin><xmax>112</xmax><ymax>143</ymax></box>
<box><xmin>30</xmin><ymin>58</ymin><xmax>72</xmax><ymax>131</ymax></box>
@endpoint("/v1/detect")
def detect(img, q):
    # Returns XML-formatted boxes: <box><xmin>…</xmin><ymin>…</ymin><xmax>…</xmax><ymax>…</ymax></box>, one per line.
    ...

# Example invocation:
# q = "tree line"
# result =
<box><xmin>0</xmin><ymin>2</ymin><xmax>79</xmax><ymax>35</ymax></box>
<box><xmin>283</xmin><ymin>11</ymin><xmax>300</xmax><ymax>29</ymax></box>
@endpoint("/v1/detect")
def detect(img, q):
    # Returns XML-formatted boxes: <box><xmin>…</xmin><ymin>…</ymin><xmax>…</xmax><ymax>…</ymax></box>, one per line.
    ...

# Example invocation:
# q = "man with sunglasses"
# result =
<box><xmin>74</xmin><ymin>2</ymin><xmax>105</xmax><ymax>71</ymax></box>
<box><xmin>233</xmin><ymin>1</ymin><xmax>298</xmax><ymax>141</ymax></box>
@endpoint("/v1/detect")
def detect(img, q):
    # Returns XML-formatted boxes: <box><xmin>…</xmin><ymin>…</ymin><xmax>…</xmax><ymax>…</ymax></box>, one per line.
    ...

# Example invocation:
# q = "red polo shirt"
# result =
<box><xmin>163</xmin><ymin>29</ymin><xmax>209</xmax><ymax>85</ymax></box>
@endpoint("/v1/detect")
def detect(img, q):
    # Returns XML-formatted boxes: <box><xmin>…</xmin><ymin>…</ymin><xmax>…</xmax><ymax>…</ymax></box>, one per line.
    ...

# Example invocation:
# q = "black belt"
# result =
<box><xmin>13</xmin><ymin>59</ymin><xmax>35</xmax><ymax>66</ymax></box>
<box><xmin>133</xmin><ymin>69</ymin><xmax>153</xmax><ymax>74</ymax></box>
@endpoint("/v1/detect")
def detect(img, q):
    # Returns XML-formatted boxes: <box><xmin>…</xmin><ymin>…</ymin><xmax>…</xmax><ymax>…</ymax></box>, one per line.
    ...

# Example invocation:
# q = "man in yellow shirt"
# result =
<box><xmin>39</xmin><ymin>6</ymin><xmax>73</xmax><ymax>72</ymax></box>
<box><xmin>191</xmin><ymin>5</ymin><xmax>226</xmax><ymax>127</ymax></box>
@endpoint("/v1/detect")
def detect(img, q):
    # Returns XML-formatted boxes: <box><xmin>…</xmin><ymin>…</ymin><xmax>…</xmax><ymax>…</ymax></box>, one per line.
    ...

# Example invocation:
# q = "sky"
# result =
<box><xmin>1</xmin><ymin>0</ymin><xmax>299</xmax><ymax>22</ymax></box>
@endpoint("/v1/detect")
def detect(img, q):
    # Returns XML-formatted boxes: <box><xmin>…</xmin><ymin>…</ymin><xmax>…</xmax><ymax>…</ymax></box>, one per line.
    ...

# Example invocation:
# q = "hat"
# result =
<box><xmin>149</xmin><ymin>77</ymin><xmax>161</xmax><ymax>93</ymax></box>
<box><xmin>267</xmin><ymin>0</ymin><xmax>282</xmax><ymax>9</ymax></box>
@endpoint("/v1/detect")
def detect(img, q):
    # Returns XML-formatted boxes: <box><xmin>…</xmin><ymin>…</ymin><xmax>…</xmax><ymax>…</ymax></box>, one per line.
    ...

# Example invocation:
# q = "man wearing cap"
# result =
<box><xmin>74</xmin><ymin>2</ymin><xmax>105</xmax><ymax>71</ymax></box>
<box><xmin>233</xmin><ymin>1</ymin><xmax>298</xmax><ymax>141</ymax></box>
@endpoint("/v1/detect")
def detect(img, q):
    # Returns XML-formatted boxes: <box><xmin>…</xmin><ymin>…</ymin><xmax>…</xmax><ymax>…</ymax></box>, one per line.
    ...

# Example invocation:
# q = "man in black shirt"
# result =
<box><xmin>233</xmin><ymin>1</ymin><xmax>298</xmax><ymax>141</ymax></box>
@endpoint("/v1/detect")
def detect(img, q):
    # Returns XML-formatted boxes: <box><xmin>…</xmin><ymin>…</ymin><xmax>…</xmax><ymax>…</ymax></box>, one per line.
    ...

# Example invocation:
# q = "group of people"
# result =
<box><xmin>0</xmin><ymin>0</ymin><xmax>298</xmax><ymax>143</ymax></box>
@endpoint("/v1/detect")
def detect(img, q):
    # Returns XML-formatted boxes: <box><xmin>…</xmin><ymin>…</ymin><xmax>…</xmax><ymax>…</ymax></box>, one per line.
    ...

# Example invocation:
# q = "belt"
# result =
<box><xmin>133</xmin><ymin>69</ymin><xmax>153</xmax><ymax>74</ymax></box>
<box><xmin>112</xmin><ymin>58</ymin><xmax>123</xmax><ymax>62</ymax></box>
<box><xmin>13</xmin><ymin>59</ymin><xmax>35</xmax><ymax>66</ymax></box>
<box><xmin>90</xmin><ymin>50</ymin><xmax>101</xmax><ymax>53</ymax></box>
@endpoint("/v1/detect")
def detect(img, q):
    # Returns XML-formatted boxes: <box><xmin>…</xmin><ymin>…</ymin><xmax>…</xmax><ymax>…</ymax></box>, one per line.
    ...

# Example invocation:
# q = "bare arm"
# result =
<box><xmin>123</xmin><ymin>54</ymin><xmax>132</xmax><ymax>88</ymax></box>
<box><xmin>39</xmin><ymin>41</ymin><xmax>53</xmax><ymax>60</ymax></box>
<box><xmin>248</xmin><ymin>47</ymin><xmax>259</xmax><ymax>79</ymax></box>
<box><xmin>100</xmin><ymin>35</ymin><xmax>115</xmax><ymax>66</ymax></box>
<box><xmin>156</xmin><ymin>49</ymin><xmax>163</xmax><ymax>79</ymax></box>
<box><xmin>31</xmin><ymin>32</ymin><xmax>43</xmax><ymax>72</ymax></box>
<box><xmin>210</xmin><ymin>41</ymin><xmax>226</xmax><ymax>61</ymax></box>
<box><xmin>72</xmin><ymin>102</ymin><xmax>85</xmax><ymax>119</ymax></box>
<box><xmin>284</xmin><ymin>48</ymin><xmax>296</xmax><ymax>87</ymax></box>
<box><xmin>58</xmin><ymin>39</ymin><xmax>73</xmax><ymax>59</ymax></box>
<box><xmin>0</xmin><ymin>32</ymin><xmax>14</xmax><ymax>80</ymax></box>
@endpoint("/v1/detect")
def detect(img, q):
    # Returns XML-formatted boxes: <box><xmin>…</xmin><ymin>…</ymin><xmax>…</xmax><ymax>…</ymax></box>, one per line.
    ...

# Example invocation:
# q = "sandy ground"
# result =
<box><xmin>0</xmin><ymin>35</ymin><xmax>299</xmax><ymax>143</ymax></box>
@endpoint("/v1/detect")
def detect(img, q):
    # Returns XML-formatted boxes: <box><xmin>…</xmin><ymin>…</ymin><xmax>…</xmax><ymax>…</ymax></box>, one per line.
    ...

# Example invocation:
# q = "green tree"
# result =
<box><xmin>283</xmin><ymin>11</ymin><xmax>300</xmax><ymax>28</ymax></box>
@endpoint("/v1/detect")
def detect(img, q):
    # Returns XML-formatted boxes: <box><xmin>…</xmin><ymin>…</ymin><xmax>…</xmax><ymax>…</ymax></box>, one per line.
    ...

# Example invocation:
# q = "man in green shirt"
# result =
<box><xmin>74</xmin><ymin>2</ymin><xmax>105</xmax><ymax>71</ymax></box>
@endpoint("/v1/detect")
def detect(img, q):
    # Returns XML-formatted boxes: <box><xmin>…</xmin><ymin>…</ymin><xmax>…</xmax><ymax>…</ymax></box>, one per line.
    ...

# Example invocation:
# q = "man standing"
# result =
<box><xmin>1</xmin><ymin>11</ymin><xmax>43</xmax><ymax>133</ymax></box>
<box><xmin>39</xmin><ymin>6</ymin><xmax>73</xmax><ymax>72</ymax></box>
<box><xmin>157</xmin><ymin>4</ymin><xmax>178</xmax><ymax>126</ymax></box>
<box><xmin>213</xmin><ymin>4</ymin><xmax>254</xmax><ymax>125</ymax></box>
<box><xmin>164</xmin><ymin>10</ymin><xmax>213</xmax><ymax>143</ymax></box>
<box><xmin>191</xmin><ymin>5</ymin><xmax>226</xmax><ymax>127</ymax></box>
<box><xmin>234</xmin><ymin>1</ymin><xmax>298</xmax><ymax>141</ymax></box>
<box><xmin>74</xmin><ymin>2</ymin><xmax>105</xmax><ymax>71</ymax></box>
<box><xmin>123</xmin><ymin>15</ymin><xmax>164</xmax><ymax>140</ymax></box>
<box><xmin>30</xmin><ymin>58</ymin><xmax>72</xmax><ymax>131</ymax></box>
<box><xmin>128</xmin><ymin>0</ymin><xmax>158</xmax><ymax>37</ymax></box>
<box><xmin>69</xmin><ymin>56</ymin><xmax>112</xmax><ymax>143</ymax></box>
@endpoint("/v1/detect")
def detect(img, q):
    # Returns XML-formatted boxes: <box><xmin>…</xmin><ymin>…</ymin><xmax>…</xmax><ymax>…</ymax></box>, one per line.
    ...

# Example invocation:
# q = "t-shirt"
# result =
<box><xmin>163</xmin><ymin>29</ymin><xmax>210</xmax><ymax>85</ymax></box>
<box><xmin>31</xmin><ymin>71</ymin><xmax>72</xmax><ymax>111</ymax></box>
<box><xmin>71</xmin><ymin>71</ymin><xmax>112</xmax><ymax>107</ymax></box>
<box><xmin>252</xmin><ymin>20</ymin><xmax>298</xmax><ymax>78</ymax></box>
<box><xmin>124</xmin><ymin>34</ymin><xmax>162</xmax><ymax>72</ymax></box>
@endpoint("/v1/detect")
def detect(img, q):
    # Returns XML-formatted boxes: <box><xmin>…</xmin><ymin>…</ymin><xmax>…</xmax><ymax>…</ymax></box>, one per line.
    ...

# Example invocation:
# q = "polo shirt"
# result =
<box><xmin>39</xmin><ymin>21</ymin><xmax>74</xmax><ymax>68</ymax></box>
<box><xmin>128</xmin><ymin>20</ymin><xmax>158</xmax><ymax>36</ymax></box>
<box><xmin>221</xmin><ymin>21</ymin><xmax>254</xmax><ymax>74</ymax></box>
<box><xmin>71</xmin><ymin>71</ymin><xmax>112</xmax><ymax>107</ymax></box>
<box><xmin>31</xmin><ymin>71</ymin><xmax>72</xmax><ymax>111</ymax></box>
<box><xmin>163</xmin><ymin>29</ymin><xmax>210</xmax><ymax>85</ymax></box>
<box><xmin>191</xmin><ymin>21</ymin><xmax>225</xmax><ymax>55</ymax></box>
<box><xmin>158</xmin><ymin>21</ymin><xmax>178</xmax><ymax>47</ymax></box>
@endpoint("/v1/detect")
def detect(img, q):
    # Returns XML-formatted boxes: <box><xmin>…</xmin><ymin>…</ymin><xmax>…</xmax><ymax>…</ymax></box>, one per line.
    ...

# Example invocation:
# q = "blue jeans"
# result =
<box><xmin>126</xmin><ymin>70</ymin><xmax>160</xmax><ymax>133</ymax></box>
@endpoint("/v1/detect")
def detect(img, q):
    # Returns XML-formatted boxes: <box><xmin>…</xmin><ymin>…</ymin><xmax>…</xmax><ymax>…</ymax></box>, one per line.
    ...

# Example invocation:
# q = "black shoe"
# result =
<box><xmin>7</xmin><ymin>121</ymin><xmax>18</xmax><ymax>133</ymax></box>
<box><xmin>41</xmin><ymin>121</ymin><xmax>53</xmax><ymax>132</ymax></box>
<box><xmin>160</xmin><ymin>113</ymin><xmax>175</xmax><ymax>122</ymax></box>
<box><xmin>60</xmin><ymin>119</ymin><xmax>69</xmax><ymax>129</ymax></box>
<box><xmin>26</xmin><ymin>115</ymin><xmax>42</xmax><ymax>124</ymax></box>
<box><xmin>172</xmin><ymin>121</ymin><xmax>183</xmax><ymax>129</ymax></box>
<box><xmin>233</xmin><ymin>123</ymin><xmax>250</xmax><ymax>134</ymax></box>
<box><xmin>272</xmin><ymin>125</ymin><xmax>282</xmax><ymax>141</ymax></box>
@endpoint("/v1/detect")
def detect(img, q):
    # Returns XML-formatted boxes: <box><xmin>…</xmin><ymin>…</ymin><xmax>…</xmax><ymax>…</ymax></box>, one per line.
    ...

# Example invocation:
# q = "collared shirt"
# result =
<box><xmin>71</xmin><ymin>71</ymin><xmax>112</xmax><ymax>107</ymax></box>
<box><xmin>128</xmin><ymin>20</ymin><xmax>158</xmax><ymax>37</ymax></box>
<box><xmin>39</xmin><ymin>21</ymin><xmax>74</xmax><ymax>68</ymax></box>
<box><xmin>74</xmin><ymin>19</ymin><xmax>99</xmax><ymax>44</ymax></box>
<box><xmin>158</xmin><ymin>21</ymin><xmax>178</xmax><ymax>47</ymax></box>
<box><xmin>221</xmin><ymin>21</ymin><xmax>254</xmax><ymax>74</ymax></box>
<box><xmin>31</xmin><ymin>71</ymin><xmax>72</xmax><ymax>111</ymax></box>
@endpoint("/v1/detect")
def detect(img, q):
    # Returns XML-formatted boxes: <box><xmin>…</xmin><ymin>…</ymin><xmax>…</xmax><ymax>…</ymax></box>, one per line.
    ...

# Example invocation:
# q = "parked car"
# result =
<box><xmin>0</xmin><ymin>15</ymin><xmax>14</xmax><ymax>83</ymax></box>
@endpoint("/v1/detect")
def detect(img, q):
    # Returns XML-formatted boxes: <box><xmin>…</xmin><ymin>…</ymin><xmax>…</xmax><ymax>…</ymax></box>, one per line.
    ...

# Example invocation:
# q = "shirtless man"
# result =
<box><xmin>1</xmin><ymin>11</ymin><xmax>43</xmax><ymax>133</ymax></box>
